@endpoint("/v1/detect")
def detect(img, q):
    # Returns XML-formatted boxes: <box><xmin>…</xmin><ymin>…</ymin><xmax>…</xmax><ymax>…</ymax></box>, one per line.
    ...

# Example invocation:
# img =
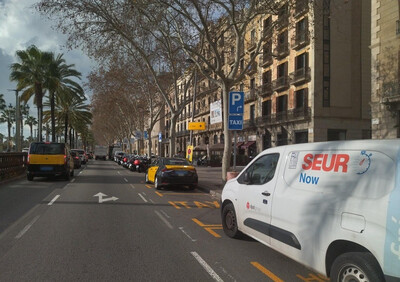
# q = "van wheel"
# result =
<box><xmin>27</xmin><ymin>174</ymin><xmax>34</xmax><ymax>181</ymax></box>
<box><xmin>330</xmin><ymin>252</ymin><xmax>384</xmax><ymax>282</ymax></box>
<box><xmin>222</xmin><ymin>203</ymin><xmax>242</xmax><ymax>239</ymax></box>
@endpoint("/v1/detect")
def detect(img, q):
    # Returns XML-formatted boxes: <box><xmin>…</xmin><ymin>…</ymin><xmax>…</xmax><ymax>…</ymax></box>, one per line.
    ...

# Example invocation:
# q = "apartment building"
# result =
<box><xmin>160</xmin><ymin>0</ymin><xmax>371</xmax><ymax>161</ymax></box>
<box><xmin>371</xmin><ymin>0</ymin><xmax>400</xmax><ymax>139</ymax></box>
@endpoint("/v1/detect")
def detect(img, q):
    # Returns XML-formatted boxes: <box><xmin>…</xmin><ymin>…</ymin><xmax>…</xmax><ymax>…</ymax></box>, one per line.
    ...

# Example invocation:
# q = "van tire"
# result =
<box><xmin>330</xmin><ymin>252</ymin><xmax>384</xmax><ymax>282</ymax></box>
<box><xmin>222</xmin><ymin>203</ymin><xmax>242</xmax><ymax>239</ymax></box>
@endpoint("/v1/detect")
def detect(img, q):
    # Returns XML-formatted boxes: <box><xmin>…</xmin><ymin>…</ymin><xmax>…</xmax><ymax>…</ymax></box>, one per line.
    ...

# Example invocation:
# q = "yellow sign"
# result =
<box><xmin>186</xmin><ymin>145</ymin><xmax>193</xmax><ymax>162</ymax></box>
<box><xmin>188</xmin><ymin>122</ymin><xmax>206</xmax><ymax>130</ymax></box>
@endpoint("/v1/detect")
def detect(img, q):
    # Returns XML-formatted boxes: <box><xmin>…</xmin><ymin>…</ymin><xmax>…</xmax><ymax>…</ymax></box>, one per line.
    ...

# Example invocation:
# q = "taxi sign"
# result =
<box><xmin>188</xmin><ymin>122</ymin><xmax>206</xmax><ymax>130</ymax></box>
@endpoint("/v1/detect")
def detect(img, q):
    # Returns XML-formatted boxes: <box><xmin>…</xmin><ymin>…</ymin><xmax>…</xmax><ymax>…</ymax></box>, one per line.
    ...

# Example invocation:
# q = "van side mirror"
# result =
<box><xmin>243</xmin><ymin>172</ymin><xmax>250</xmax><ymax>184</ymax></box>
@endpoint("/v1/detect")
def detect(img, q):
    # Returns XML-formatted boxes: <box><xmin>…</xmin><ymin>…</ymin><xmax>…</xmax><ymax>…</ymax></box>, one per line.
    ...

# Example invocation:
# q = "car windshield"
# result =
<box><xmin>29</xmin><ymin>143</ymin><xmax>65</xmax><ymax>155</ymax></box>
<box><xmin>165</xmin><ymin>159</ymin><xmax>190</xmax><ymax>166</ymax></box>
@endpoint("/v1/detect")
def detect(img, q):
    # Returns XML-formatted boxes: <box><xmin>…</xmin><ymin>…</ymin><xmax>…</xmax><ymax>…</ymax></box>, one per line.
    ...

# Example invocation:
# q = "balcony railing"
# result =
<box><xmin>261</xmin><ymin>53</ymin><xmax>273</xmax><ymax>67</ymax></box>
<box><xmin>261</xmin><ymin>83</ymin><xmax>273</xmax><ymax>97</ymax></box>
<box><xmin>272</xmin><ymin>76</ymin><xmax>290</xmax><ymax>91</ymax></box>
<box><xmin>176</xmin><ymin>130</ymin><xmax>190</xmax><ymax>137</ymax></box>
<box><xmin>294</xmin><ymin>1</ymin><xmax>309</xmax><ymax>18</ymax></box>
<box><xmin>208</xmin><ymin>122</ymin><xmax>222</xmax><ymax>131</ymax></box>
<box><xmin>245</xmin><ymin>89</ymin><xmax>257</xmax><ymax>102</ymax></box>
<box><xmin>276</xmin><ymin>14</ymin><xmax>289</xmax><ymax>30</ymax></box>
<box><xmin>275</xmin><ymin>111</ymin><xmax>288</xmax><ymax>122</ymax></box>
<box><xmin>247</xmin><ymin>40</ymin><xmax>257</xmax><ymax>51</ymax></box>
<box><xmin>274</xmin><ymin>42</ymin><xmax>290</xmax><ymax>59</ymax></box>
<box><xmin>256</xmin><ymin>115</ymin><xmax>272</xmax><ymax>125</ymax></box>
<box><xmin>382</xmin><ymin>82</ymin><xmax>400</xmax><ymax>103</ymax></box>
<box><xmin>243</xmin><ymin>119</ymin><xmax>257</xmax><ymax>129</ymax></box>
<box><xmin>291</xmin><ymin>31</ymin><xmax>310</xmax><ymax>50</ymax></box>
<box><xmin>290</xmin><ymin>67</ymin><xmax>311</xmax><ymax>85</ymax></box>
<box><xmin>288</xmin><ymin>107</ymin><xmax>311</xmax><ymax>121</ymax></box>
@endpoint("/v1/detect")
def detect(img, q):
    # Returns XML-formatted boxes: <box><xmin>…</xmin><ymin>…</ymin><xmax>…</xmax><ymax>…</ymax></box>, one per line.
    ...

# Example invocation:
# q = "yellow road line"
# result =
<box><xmin>192</xmin><ymin>218</ymin><xmax>221</xmax><ymax>227</ymax></box>
<box><xmin>162</xmin><ymin>192</ymin><xmax>208</xmax><ymax>196</ymax></box>
<box><xmin>251</xmin><ymin>262</ymin><xmax>284</xmax><ymax>282</ymax></box>
<box><xmin>296</xmin><ymin>273</ymin><xmax>329</xmax><ymax>281</ymax></box>
<box><xmin>145</xmin><ymin>185</ymin><xmax>153</xmax><ymax>189</ymax></box>
<box><xmin>155</xmin><ymin>191</ymin><xmax>163</xmax><ymax>197</ymax></box>
<box><xmin>204</xmin><ymin>227</ymin><xmax>222</xmax><ymax>238</ymax></box>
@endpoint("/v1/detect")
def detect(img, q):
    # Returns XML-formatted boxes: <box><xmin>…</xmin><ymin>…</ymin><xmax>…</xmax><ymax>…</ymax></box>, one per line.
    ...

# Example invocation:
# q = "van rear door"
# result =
<box><xmin>236</xmin><ymin>153</ymin><xmax>280</xmax><ymax>245</ymax></box>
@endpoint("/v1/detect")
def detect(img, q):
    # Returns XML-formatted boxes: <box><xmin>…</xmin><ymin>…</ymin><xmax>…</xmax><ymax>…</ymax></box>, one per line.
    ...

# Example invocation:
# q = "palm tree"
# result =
<box><xmin>0</xmin><ymin>94</ymin><xmax>6</xmax><ymax>110</ymax></box>
<box><xmin>49</xmin><ymin>91</ymin><xmax>91</xmax><ymax>145</ymax></box>
<box><xmin>45</xmin><ymin>53</ymin><xmax>84</xmax><ymax>142</ymax></box>
<box><xmin>9</xmin><ymin>45</ymin><xmax>53</xmax><ymax>142</ymax></box>
<box><xmin>0</xmin><ymin>106</ymin><xmax>15</xmax><ymax>151</ymax></box>
<box><xmin>25</xmin><ymin>115</ymin><xmax>38</xmax><ymax>139</ymax></box>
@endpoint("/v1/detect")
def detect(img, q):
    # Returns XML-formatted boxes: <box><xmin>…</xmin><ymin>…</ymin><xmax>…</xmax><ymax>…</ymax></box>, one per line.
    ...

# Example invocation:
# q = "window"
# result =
<box><xmin>277</xmin><ymin>95</ymin><xmax>287</xmax><ymax>112</ymax></box>
<box><xmin>262</xmin><ymin>100</ymin><xmax>271</xmax><ymax>116</ymax></box>
<box><xmin>240</xmin><ymin>59</ymin><xmax>244</xmax><ymax>70</ymax></box>
<box><xmin>250</xmin><ymin>29</ymin><xmax>256</xmax><ymax>43</ymax></box>
<box><xmin>327</xmin><ymin>129</ymin><xmax>346</xmax><ymax>141</ymax></box>
<box><xmin>397</xmin><ymin>20</ymin><xmax>400</xmax><ymax>35</ymax></box>
<box><xmin>30</xmin><ymin>143</ymin><xmax>65</xmax><ymax>155</ymax></box>
<box><xmin>237</xmin><ymin>153</ymin><xmax>280</xmax><ymax>185</ymax></box>
<box><xmin>263</xmin><ymin>71</ymin><xmax>271</xmax><ymax>84</ymax></box>
<box><xmin>295</xmin><ymin>131</ymin><xmax>308</xmax><ymax>144</ymax></box>
<box><xmin>277</xmin><ymin>62</ymin><xmax>287</xmax><ymax>78</ymax></box>
<box><xmin>240</xmin><ymin>83</ymin><xmax>244</xmax><ymax>91</ymax></box>
<box><xmin>213</xmin><ymin>135</ymin><xmax>218</xmax><ymax>144</ymax></box>
<box><xmin>250</xmin><ymin>105</ymin><xmax>255</xmax><ymax>121</ymax></box>
<box><xmin>295</xmin><ymin>89</ymin><xmax>308</xmax><ymax>108</ymax></box>
<box><xmin>295</xmin><ymin>53</ymin><xmax>308</xmax><ymax>70</ymax></box>
<box><xmin>220</xmin><ymin>134</ymin><xmax>224</xmax><ymax>144</ymax></box>
<box><xmin>250</xmin><ymin>78</ymin><xmax>255</xmax><ymax>89</ymax></box>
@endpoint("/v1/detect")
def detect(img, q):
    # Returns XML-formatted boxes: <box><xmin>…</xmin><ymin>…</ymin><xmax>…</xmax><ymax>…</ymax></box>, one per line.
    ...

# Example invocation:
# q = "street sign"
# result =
<box><xmin>229</xmin><ymin>91</ymin><xmax>244</xmax><ymax>115</ymax></box>
<box><xmin>186</xmin><ymin>145</ymin><xmax>193</xmax><ymax>162</ymax></box>
<box><xmin>188</xmin><ymin>122</ymin><xmax>206</xmax><ymax>130</ymax></box>
<box><xmin>228</xmin><ymin>115</ymin><xmax>243</xmax><ymax>130</ymax></box>
<box><xmin>143</xmin><ymin>131</ymin><xmax>148</xmax><ymax>140</ymax></box>
<box><xmin>158</xmin><ymin>132</ymin><xmax>162</xmax><ymax>142</ymax></box>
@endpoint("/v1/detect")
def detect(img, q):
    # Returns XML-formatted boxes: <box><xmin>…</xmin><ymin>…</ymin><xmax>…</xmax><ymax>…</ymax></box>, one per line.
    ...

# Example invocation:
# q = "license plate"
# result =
<box><xmin>40</xmin><ymin>166</ymin><xmax>53</xmax><ymax>171</ymax></box>
<box><xmin>177</xmin><ymin>171</ymin><xmax>186</xmax><ymax>176</ymax></box>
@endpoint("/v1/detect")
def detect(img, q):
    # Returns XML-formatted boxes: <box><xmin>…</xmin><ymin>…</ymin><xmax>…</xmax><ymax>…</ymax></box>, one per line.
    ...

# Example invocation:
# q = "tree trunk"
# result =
<box><xmin>37</xmin><ymin>106</ymin><xmax>43</xmax><ymax>142</ymax></box>
<box><xmin>221</xmin><ymin>83</ymin><xmax>232</xmax><ymax>182</ymax></box>
<box><xmin>64</xmin><ymin>114</ymin><xmax>68</xmax><ymax>144</ymax></box>
<box><xmin>169</xmin><ymin>114</ymin><xmax>178</xmax><ymax>157</ymax></box>
<box><xmin>50</xmin><ymin>91</ymin><xmax>56</xmax><ymax>142</ymax></box>
<box><xmin>7</xmin><ymin>122</ymin><xmax>11</xmax><ymax>151</ymax></box>
<box><xmin>30</xmin><ymin>125</ymin><xmax>33</xmax><ymax>139</ymax></box>
<box><xmin>147</xmin><ymin>129</ymin><xmax>152</xmax><ymax>157</ymax></box>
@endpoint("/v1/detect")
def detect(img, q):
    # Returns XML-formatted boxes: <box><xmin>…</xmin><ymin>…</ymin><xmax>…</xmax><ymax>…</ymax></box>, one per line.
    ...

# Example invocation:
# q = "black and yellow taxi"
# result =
<box><xmin>145</xmin><ymin>157</ymin><xmax>198</xmax><ymax>190</ymax></box>
<box><xmin>27</xmin><ymin>142</ymin><xmax>74</xmax><ymax>181</ymax></box>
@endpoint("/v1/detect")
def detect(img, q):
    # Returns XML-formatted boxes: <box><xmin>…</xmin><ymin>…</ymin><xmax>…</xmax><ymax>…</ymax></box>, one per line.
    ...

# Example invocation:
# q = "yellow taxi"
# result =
<box><xmin>145</xmin><ymin>157</ymin><xmax>198</xmax><ymax>190</ymax></box>
<box><xmin>27</xmin><ymin>142</ymin><xmax>74</xmax><ymax>181</ymax></box>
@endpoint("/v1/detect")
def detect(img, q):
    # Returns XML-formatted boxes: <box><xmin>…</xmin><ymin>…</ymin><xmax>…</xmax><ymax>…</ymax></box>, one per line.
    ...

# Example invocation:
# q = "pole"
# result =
<box><xmin>9</xmin><ymin>90</ymin><xmax>21</xmax><ymax>151</ymax></box>
<box><xmin>233</xmin><ymin>131</ymin><xmax>237</xmax><ymax>171</ymax></box>
<box><xmin>189</xmin><ymin>67</ymin><xmax>197</xmax><ymax>145</ymax></box>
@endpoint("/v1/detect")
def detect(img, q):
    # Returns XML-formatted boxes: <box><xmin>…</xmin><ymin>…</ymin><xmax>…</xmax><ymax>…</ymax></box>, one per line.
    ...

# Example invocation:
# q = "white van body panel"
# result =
<box><xmin>221</xmin><ymin>140</ymin><xmax>400</xmax><ymax>278</ymax></box>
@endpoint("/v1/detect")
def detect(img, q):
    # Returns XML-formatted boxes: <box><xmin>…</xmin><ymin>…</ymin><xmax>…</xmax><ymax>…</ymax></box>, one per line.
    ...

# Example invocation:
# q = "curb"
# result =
<box><xmin>197</xmin><ymin>184</ymin><xmax>222</xmax><ymax>200</ymax></box>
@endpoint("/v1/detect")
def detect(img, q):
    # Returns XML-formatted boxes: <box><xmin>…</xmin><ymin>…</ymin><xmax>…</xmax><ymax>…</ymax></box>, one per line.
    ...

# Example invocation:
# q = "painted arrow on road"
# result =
<box><xmin>93</xmin><ymin>192</ymin><xmax>118</xmax><ymax>203</ymax></box>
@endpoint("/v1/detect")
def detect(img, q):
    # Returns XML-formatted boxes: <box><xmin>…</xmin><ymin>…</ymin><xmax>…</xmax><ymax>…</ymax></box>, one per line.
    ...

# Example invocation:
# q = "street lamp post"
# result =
<box><xmin>186</xmin><ymin>59</ymin><xmax>197</xmax><ymax>146</ymax></box>
<box><xmin>8</xmin><ymin>89</ymin><xmax>21</xmax><ymax>151</ymax></box>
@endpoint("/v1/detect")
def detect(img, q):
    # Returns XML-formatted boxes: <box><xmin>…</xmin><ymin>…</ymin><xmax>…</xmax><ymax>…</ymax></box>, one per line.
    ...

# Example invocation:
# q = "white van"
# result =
<box><xmin>221</xmin><ymin>139</ymin><xmax>400</xmax><ymax>281</ymax></box>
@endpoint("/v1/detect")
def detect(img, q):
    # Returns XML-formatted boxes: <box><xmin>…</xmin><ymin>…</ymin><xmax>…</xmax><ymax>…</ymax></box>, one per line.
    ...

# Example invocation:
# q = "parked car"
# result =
<box><xmin>145</xmin><ymin>157</ymin><xmax>198</xmax><ymax>190</ymax></box>
<box><xmin>131</xmin><ymin>156</ymin><xmax>150</xmax><ymax>173</ymax></box>
<box><xmin>27</xmin><ymin>142</ymin><xmax>74</xmax><ymax>181</ymax></box>
<box><xmin>70</xmin><ymin>151</ymin><xmax>81</xmax><ymax>169</ymax></box>
<box><xmin>221</xmin><ymin>139</ymin><xmax>400</xmax><ymax>281</ymax></box>
<box><xmin>71</xmin><ymin>149</ymin><xmax>87</xmax><ymax>164</ymax></box>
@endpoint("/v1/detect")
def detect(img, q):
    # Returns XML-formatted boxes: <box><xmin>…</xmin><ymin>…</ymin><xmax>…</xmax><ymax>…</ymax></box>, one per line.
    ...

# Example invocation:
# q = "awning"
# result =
<box><xmin>241</xmin><ymin>141</ymin><xmax>256</xmax><ymax>149</ymax></box>
<box><xmin>235</xmin><ymin>142</ymin><xmax>244</xmax><ymax>148</ymax></box>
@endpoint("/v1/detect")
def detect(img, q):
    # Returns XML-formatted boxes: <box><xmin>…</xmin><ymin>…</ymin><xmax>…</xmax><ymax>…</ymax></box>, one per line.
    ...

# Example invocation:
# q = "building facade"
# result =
<box><xmin>371</xmin><ymin>0</ymin><xmax>400</xmax><ymax>139</ymax></box>
<box><xmin>159</xmin><ymin>0</ymin><xmax>372</xmax><ymax>162</ymax></box>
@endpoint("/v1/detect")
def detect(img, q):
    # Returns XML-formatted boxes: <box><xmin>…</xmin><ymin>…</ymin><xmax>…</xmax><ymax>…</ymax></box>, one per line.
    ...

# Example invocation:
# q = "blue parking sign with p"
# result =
<box><xmin>229</xmin><ymin>91</ymin><xmax>244</xmax><ymax>115</ymax></box>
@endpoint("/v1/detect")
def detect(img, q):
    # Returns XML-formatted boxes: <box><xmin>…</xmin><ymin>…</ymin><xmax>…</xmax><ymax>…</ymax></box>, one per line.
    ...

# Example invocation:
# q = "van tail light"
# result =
<box><xmin>64</xmin><ymin>155</ymin><xmax>67</xmax><ymax>164</ymax></box>
<box><xmin>27</xmin><ymin>154</ymin><xmax>30</xmax><ymax>165</ymax></box>
<box><xmin>75</xmin><ymin>156</ymin><xmax>79</xmax><ymax>160</ymax></box>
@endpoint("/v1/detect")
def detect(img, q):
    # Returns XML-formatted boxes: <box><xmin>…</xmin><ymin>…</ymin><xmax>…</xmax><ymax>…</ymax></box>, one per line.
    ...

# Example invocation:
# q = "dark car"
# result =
<box><xmin>145</xmin><ymin>157</ymin><xmax>198</xmax><ymax>190</ymax></box>
<box><xmin>70</xmin><ymin>151</ymin><xmax>81</xmax><ymax>169</ymax></box>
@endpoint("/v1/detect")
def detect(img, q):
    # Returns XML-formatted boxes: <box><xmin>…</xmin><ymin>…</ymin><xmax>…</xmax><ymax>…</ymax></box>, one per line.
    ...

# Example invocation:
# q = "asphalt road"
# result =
<box><xmin>0</xmin><ymin>160</ymin><xmax>328</xmax><ymax>282</ymax></box>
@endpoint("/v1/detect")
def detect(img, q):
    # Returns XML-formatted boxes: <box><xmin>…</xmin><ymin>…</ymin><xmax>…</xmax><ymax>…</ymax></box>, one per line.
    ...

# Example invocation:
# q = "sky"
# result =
<box><xmin>0</xmin><ymin>0</ymin><xmax>96</xmax><ymax>139</ymax></box>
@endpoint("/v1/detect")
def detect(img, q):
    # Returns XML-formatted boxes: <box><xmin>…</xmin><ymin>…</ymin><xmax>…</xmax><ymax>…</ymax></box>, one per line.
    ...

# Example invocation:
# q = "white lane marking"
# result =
<box><xmin>155</xmin><ymin>210</ymin><xmax>173</xmax><ymax>229</ymax></box>
<box><xmin>130</xmin><ymin>184</ymin><xmax>135</xmax><ymax>189</ymax></box>
<box><xmin>138</xmin><ymin>193</ymin><xmax>148</xmax><ymax>203</ymax></box>
<box><xmin>179</xmin><ymin>227</ymin><xmax>197</xmax><ymax>242</ymax></box>
<box><xmin>70</xmin><ymin>178</ymin><xmax>75</xmax><ymax>183</ymax></box>
<box><xmin>124</xmin><ymin>178</ymin><xmax>128</xmax><ymax>183</ymax></box>
<box><xmin>117</xmin><ymin>171</ymin><xmax>121</xmax><ymax>175</ymax></box>
<box><xmin>160</xmin><ymin>210</ymin><xmax>171</xmax><ymax>219</ymax></box>
<box><xmin>48</xmin><ymin>195</ymin><xmax>60</xmax><ymax>206</ymax></box>
<box><xmin>15</xmin><ymin>216</ymin><xmax>40</xmax><ymax>239</ymax></box>
<box><xmin>191</xmin><ymin>252</ymin><xmax>223</xmax><ymax>282</ymax></box>
<box><xmin>149</xmin><ymin>199</ymin><xmax>155</xmax><ymax>204</ymax></box>
<box><xmin>79</xmin><ymin>171</ymin><xmax>83</xmax><ymax>175</ymax></box>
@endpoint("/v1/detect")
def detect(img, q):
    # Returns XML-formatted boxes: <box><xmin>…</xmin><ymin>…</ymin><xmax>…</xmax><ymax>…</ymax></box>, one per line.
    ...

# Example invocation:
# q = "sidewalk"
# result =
<box><xmin>196</xmin><ymin>166</ymin><xmax>245</xmax><ymax>199</ymax></box>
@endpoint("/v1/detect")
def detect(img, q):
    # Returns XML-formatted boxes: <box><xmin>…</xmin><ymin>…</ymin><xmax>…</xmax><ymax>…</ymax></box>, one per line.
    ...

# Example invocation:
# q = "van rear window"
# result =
<box><xmin>30</xmin><ymin>143</ymin><xmax>65</xmax><ymax>155</ymax></box>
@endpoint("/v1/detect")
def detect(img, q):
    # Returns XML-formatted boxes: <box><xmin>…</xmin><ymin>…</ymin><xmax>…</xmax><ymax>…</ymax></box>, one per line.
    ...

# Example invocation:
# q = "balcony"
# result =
<box><xmin>382</xmin><ymin>82</ymin><xmax>400</xmax><ymax>103</ymax></box>
<box><xmin>247</xmin><ymin>40</ymin><xmax>257</xmax><ymax>52</ymax></box>
<box><xmin>247</xmin><ymin>62</ymin><xmax>258</xmax><ymax>75</ymax></box>
<box><xmin>274</xmin><ymin>111</ymin><xmax>288</xmax><ymax>122</ymax></box>
<box><xmin>176</xmin><ymin>130</ymin><xmax>189</xmax><ymax>137</ymax></box>
<box><xmin>291</xmin><ymin>31</ymin><xmax>310</xmax><ymax>50</ymax></box>
<box><xmin>245</xmin><ymin>89</ymin><xmax>257</xmax><ymax>102</ymax></box>
<box><xmin>290</xmin><ymin>67</ymin><xmax>311</xmax><ymax>85</ymax></box>
<box><xmin>294</xmin><ymin>1</ymin><xmax>309</xmax><ymax>18</ymax></box>
<box><xmin>288</xmin><ymin>107</ymin><xmax>311</xmax><ymax>121</ymax></box>
<box><xmin>276</xmin><ymin>14</ymin><xmax>289</xmax><ymax>30</ymax></box>
<box><xmin>209</xmin><ymin>122</ymin><xmax>222</xmax><ymax>131</ymax></box>
<box><xmin>261</xmin><ymin>53</ymin><xmax>273</xmax><ymax>67</ymax></box>
<box><xmin>243</xmin><ymin>119</ymin><xmax>257</xmax><ymax>129</ymax></box>
<box><xmin>256</xmin><ymin>115</ymin><xmax>272</xmax><ymax>125</ymax></box>
<box><xmin>274</xmin><ymin>42</ymin><xmax>290</xmax><ymax>59</ymax></box>
<box><xmin>272</xmin><ymin>76</ymin><xmax>290</xmax><ymax>91</ymax></box>
<box><xmin>260</xmin><ymin>83</ymin><xmax>273</xmax><ymax>97</ymax></box>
